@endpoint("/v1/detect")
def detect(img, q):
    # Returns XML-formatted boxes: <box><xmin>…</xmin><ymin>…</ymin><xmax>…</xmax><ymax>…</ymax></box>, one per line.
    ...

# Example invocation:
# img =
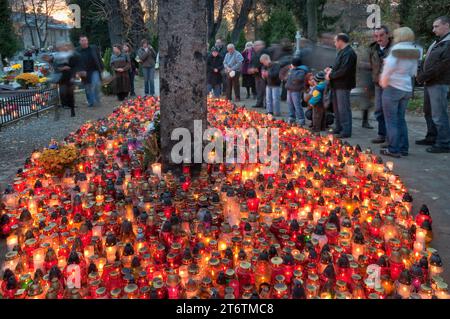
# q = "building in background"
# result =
<box><xmin>11</xmin><ymin>12</ymin><xmax>72</xmax><ymax>50</ymax></box>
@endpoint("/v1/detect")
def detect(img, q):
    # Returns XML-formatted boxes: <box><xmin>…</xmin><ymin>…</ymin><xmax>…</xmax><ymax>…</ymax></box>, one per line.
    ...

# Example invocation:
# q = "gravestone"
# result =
<box><xmin>23</xmin><ymin>59</ymin><xmax>34</xmax><ymax>73</ymax></box>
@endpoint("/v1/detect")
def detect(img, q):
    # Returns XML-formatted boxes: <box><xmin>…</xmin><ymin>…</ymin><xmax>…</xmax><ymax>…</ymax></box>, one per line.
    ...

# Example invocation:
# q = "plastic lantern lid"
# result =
<box><xmin>271</xmin><ymin>257</ymin><xmax>283</xmax><ymax>266</ymax></box>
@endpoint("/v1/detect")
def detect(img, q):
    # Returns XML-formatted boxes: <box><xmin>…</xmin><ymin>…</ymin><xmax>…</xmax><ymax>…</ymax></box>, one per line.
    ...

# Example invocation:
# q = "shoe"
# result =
<box><xmin>426</xmin><ymin>146</ymin><xmax>450</xmax><ymax>154</ymax></box>
<box><xmin>401</xmin><ymin>152</ymin><xmax>409</xmax><ymax>157</ymax></box>
<box><xmin>380</xmin><ymin>149</ymin><xmax>401</xmax><ymax>158</ymax></box>
<box><xmin>287</xmin><ymin>118</ymin><xmax>296</xmax><ymax>124</ymax></box>
<box><xmin>416</xmin><ymin>139</ymin><xmax>435</xmax><ymax>146</ymax></box>
<box><xmin>372</xmin><ymin>137</ymin><xmax>386</xmax><ymax>144</ymax></box>
<box><xmin>362</xmin><ymin>122</ymin><xmax>374</xmax><ymax>129</ymax></box>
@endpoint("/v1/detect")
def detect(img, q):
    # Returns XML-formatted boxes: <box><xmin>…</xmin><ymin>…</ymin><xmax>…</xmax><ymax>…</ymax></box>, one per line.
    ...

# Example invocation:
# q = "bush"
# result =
<box><xmin>236</xmin><ymin>31</ymin><xmax>247</xmax><ymax>52</ymax></box>
<box><xmin>261</xmin><ymin>8</ymin><xmax>298</xmax><ymax>46</ymax></box>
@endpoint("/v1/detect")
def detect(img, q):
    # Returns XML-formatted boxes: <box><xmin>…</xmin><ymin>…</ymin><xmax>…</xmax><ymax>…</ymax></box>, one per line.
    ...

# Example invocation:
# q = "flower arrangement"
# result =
<box><xmin>15</xmin><ymin>73</ymin><xmax>40</xmax><ymax>89</ymax></box>
<box><xmin>1</xmin><ymin>64</ymin><xmax>22</xmax><ymax>84</ymax></box>
<box><xmin>38</xmin><ymin>145</ymin><xmax>79</xmax><ymax>176</ymax></box>
<box><xmin>11</xmin><ymin>64</ymin><xmax>22</xmax><ymax>71</ymax></box>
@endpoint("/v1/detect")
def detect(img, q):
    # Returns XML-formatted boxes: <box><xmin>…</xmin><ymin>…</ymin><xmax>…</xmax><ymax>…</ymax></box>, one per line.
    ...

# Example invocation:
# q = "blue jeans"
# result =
<box><xmin>382</xmin><ymin>86</ymin><xmax>412</xmax><ymax>154</ymax></box>
<box><xmin>287</xmin><ymin>91</ymin><xmax>305</xmax><ymax>124</ymax></box>
<box><xmin>266</xmin><ymin>86</ymin><xmax>281</xmax><ymax>115</ymax></box>
<box><xmin>143</xmin><ymin>67</ymin><xmax>155</xmax><ymax>95</ymax></box>
<box><xmin>332</xmin><ymin>89</ymin><xmax>352</xmax><ymax>136</ymax></box>
<box><xmin>374</xmin><ymin>85</ymin><xmax>386</xmax><ymax>137</ymax></box>
<box><xmin>84</xmin><ymin>71</ymin><xmax>101</xmax><ymax>107</ymax></box>
<box><xmin>426</xmin><ymin>84</ymin><xmax>450</xmax><ymax>149</ymax></box>
<box><xmin>207</xmin><ymin>84</ymin><xmax>222</xmax><ymax>98</ymax></box>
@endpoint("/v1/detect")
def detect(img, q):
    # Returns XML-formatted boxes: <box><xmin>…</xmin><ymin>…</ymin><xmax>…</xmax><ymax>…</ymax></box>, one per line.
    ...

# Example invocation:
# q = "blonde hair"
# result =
<box><xmin>393</xmin><ymin>27</ymin><xmax>415</xmax><ymax>43</ymax></box>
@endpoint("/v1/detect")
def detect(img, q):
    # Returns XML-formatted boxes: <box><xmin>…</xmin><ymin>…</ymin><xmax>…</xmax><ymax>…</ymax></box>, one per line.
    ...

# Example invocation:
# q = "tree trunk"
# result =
<box><xmin>307</xmin><ymin>0</ymin><xmax>318</xmax><ymax>42</ymax></box>
<box><xmin>207</xmin><ymin>0</ymin><xmax>227</xmax><ymax>45</ymax></box>
<box><xmin>159</xmin><ymin>0</ymin><xmax>207</xmax><ymax>174</ymax></box>
<box><xmin>231</xmin><ymin>0</ymin><xmax>253</xmax><ymax>44</ymax></box>
<box><xmin>105</xmin><ymin>0</ymin><xmax>124</xmax><ymax>45</ymax></box>
<box><xmin>127</xmin><ymin>0</ymin><xmax>146</xmax><ymax>48</ymax></box>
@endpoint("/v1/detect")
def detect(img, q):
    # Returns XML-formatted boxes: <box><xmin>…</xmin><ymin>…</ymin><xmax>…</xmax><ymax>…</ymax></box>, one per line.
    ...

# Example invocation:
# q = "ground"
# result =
<box><xmin>1</xmin><ymin>76</ymin><xmax>449</xmax><ymax>285</ymax></box>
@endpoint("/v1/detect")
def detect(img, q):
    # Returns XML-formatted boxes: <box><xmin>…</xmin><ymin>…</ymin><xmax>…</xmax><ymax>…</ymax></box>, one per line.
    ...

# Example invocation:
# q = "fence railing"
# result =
<box><xmin>0</xmin><ymin>87</ymin><xmax>59</xmax><ymax>130</ymax></box>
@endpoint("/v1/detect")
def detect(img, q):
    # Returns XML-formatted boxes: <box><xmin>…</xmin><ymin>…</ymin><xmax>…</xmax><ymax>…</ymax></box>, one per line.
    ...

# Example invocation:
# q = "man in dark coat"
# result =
<box><xmin>416</xmin><ymin>16</ymin><xmax>450</xmax><ymax>153</ymax></box>
<box><xmin>369</xmin><ymin>26</ymin><xmax>393</xmax><ymax>144</ymax></box>
<box><xmin>326</xmin><ymin>33</ymin><xmax>358</xmax><ymax>138</ymax></box>
<box><xmin>207</xmin><ymin>47</ymin><xmax>224</xmax><ymax>97</ymax></box>
<box><xmin>250</xmin><ymin>40</ymin><xmax>269</xmax><ymax>108</ymax></box>
<box><xmin>76</xmin><ymin>35</ymin><xmax>104</xmax><ymax>108</ymax></box>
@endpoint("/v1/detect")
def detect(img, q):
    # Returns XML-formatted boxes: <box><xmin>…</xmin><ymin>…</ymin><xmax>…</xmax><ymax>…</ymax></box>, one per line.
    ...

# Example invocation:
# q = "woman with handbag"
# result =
<box><xmin>110</xmin><ymin>44</ymin><xmax>131</xmax><ymax>101</ymax></box>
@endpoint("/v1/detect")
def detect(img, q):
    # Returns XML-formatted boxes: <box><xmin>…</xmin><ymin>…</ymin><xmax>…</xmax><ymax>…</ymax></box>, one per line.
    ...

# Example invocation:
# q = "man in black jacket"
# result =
<box><xmin>369</xmin><ymin>26</ymin><xmax>393</xmax><ymax>143</ymax></box>
<box><xmin>207</xmin><ymin>47</ymin><xmax>224</xmax><ymax>97</ymax></box>
<box><xmin>76</xmin><ymin>35</ymin><xmax>104</xmax><ymax>108</ymax></box>
<box><xmin>416</xmin><ymin>16</ymin><xmax>450</xmax><ymax>153</ymax></box>
<box><xmin>326</xmin><ymin>33</ymin><xmax>357</xmax><ymax>138</ymax></box>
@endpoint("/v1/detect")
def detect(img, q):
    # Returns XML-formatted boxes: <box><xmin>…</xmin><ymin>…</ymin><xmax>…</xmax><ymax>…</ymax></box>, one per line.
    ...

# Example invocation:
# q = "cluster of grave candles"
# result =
<box><xmin>0</xmin><ymin>97</ymin><xmax>447</xmax><ymax>299</ymax></box>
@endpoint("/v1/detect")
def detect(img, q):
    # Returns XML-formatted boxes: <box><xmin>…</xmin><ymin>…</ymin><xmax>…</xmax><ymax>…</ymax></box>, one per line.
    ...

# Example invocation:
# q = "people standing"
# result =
<box><xmin>369</xmin><ymin>26</ymin><xmax>393</xmax><ymax>144</ymax></box>
<box><xmin>123</xmin><ymin>43</ymin><xmax>138</xmax><ymax>97</ymax></box>
<box><xmin>260</xmin><ymin>54</ymin><xmax>282</xmax><ymax>116</ymax></box>
<box><xmin>110</xmin><ymin>44</ymin><xmax>131</xmax><ymax>101</ymax></box>
<box><xmin>285</xmin><ymin>57</ymin><xmax>309</xmax><ymax>125</ymax></box>
<box><xmin>138</xmin><ymin>39</ymin><xmax>157</xmax><ymax>96</ymax></box>
<box><xmin>379</xmin><ymin>27</ymin><xmax>421</xmax><ymax>158</ymax></box>
<box><xmin>223</xmin><ymin>44</ymin><xmax>244</xmax><ymax>102</ymax></box>
<box><xmin>77</xmin><ymin>35</ymin><xmax>104</xmax><ymax>108</ymax></box>
<box><xmin>326</xmin><ymin>33</ymin><xmax>358</xmax><ymax>139</ymax></box>
<box><xmin>207</xmin><ymin>47</ymin><xmax>224</xmax><ymax>98</ymax></box>
<box><xmin>241</xmin><ymin>42</ymin><xmax>256</xmax><ymax>99</ymax></box>
<box><xmin>416</xmin><ymin>16</ymin><xmax>450</xmax><ymax>153</ymax></box>
<box><xmin>250</xmin><ymin>41</ymin><xmax>269</xmax><ymax>108</ymax></box>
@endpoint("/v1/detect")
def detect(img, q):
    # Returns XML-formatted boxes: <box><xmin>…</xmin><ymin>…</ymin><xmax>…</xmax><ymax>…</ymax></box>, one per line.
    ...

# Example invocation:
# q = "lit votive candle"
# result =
<box><xmin>6</xmin><ymin>234</ymin><xmax>19</xmax><ymax>252</ymax></box>
<box><xmin>386</xmin><ymin>161</ymin><xmax>394</xmax><ymax>172</ymax></box>
<box><xmin>152</xmin><ymin>163</ymin><xmax>162</xmax><ymax>179</ymax></box>
<box><xmin>413</xmin><ymin>241</ymin><xmax>424</xmax><ymax>253</ymax></box>
<box><xmin>33</xmin><ymin>249</ymin><xmax>45</xmax><ymax>272</ymax></box>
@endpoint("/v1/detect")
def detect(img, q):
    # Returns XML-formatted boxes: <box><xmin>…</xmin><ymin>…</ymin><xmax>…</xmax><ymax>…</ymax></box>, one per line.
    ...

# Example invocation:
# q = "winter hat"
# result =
<box><xmin>314</xmin><ymin>71</ymin><xmax>326</xmax><ymax>82</ymax></box>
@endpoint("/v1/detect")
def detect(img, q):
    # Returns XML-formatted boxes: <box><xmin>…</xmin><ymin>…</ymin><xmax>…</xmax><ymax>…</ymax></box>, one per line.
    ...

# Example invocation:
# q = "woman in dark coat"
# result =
<box><xmin>207</xmin><ymin>47</ymin><xmax>224</xmax><ymax>98</ymax></box>
<box><xmin>241</xmin><ymin>42</ymin><xmax>256</xmax><ymax>99</ymax></box>
<box><xmin>110</xmin><ymin>44</ymin><xmax>131</xmax><ymax>101</ymax></box>
<box><xmin>123</xmin><ymin>43</ymin><xmax>139</xmax><ymax>97</ymax></box>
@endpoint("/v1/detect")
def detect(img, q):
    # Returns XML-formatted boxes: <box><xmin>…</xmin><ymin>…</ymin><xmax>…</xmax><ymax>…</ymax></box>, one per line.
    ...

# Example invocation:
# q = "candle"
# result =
<box><xmin>106</xmin><ymin>246</ymin><xmax>118</xmax><ymax>263</ymax></box>
<box><xmin>416</xmin><ymin>228</ymin><xmax>426</xmax><ymax>244</ymax></box>
<box><xmin>152</xmin><ymin>163</ymin><xmax>162</xmax><ymax>179</ymax></box>
<box><xmin>6</xmin><ymin>234</ymin><xmax>18</xmax><ymax>252</ymax></box>
<box><xmin>386</xmin><ymin>161</ymin><xmax>394</xmax><ymax>171</ymax></box>
<box><xmin>413</xmin><ymin>241</ymin><xmax>424</xmax><ymax>253</ymax></box>
<box><xmin>33</xmin><ymin>249</ymin><xmax>45</xmax><ymax>272</ymax></box>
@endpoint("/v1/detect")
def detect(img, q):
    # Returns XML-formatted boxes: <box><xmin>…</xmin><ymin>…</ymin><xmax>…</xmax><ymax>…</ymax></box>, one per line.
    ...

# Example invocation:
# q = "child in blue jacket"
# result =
<box><xmin>305</xmin><ymin>71</ymin><xmax>328</xmax><ymax>132</ymax></box>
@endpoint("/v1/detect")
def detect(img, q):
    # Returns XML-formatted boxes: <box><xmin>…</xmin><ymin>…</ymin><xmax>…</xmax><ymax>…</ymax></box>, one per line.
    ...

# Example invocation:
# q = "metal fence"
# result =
<box><xmin>0</xmin><ymin>87</ymin><xmax>59</xmax><ymax>130</ymax></box>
